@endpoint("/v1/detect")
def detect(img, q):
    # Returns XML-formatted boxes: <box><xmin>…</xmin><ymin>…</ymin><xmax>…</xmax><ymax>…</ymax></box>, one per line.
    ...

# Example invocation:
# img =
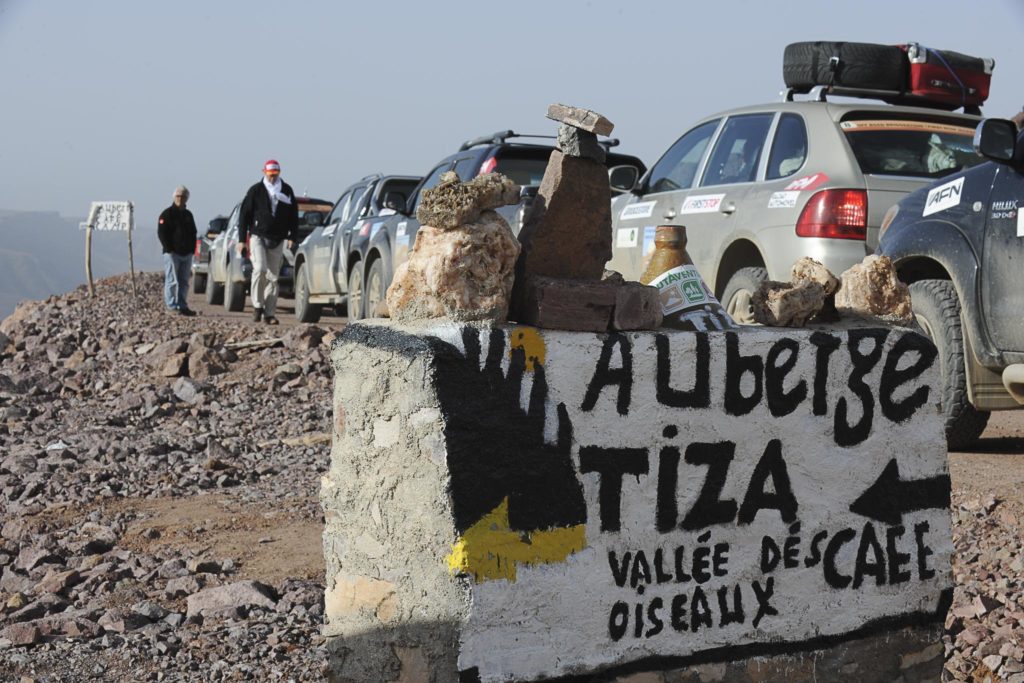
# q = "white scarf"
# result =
<box><xmin>263</xmin><ymin>176</ymin><xmax>284</xmax><ymax>216</ymax></box>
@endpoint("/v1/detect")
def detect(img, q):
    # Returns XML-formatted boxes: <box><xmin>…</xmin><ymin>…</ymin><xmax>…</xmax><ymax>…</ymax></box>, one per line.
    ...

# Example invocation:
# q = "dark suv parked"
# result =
<box><xmin>878</xmin><ymin>118</ymin><xmax>1024</xmax><ymax>449</ymax></box>
<box><xmin>348</xmin><ymin>131</ymin><xmax>647</xmax><ymax>320</ymax></box>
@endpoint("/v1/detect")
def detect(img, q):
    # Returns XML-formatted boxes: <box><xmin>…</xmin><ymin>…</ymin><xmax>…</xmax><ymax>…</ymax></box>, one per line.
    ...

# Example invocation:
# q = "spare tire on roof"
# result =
<box><xmin>783</xmin><ymin>41</ymin><xmax>908</xmax><ymax>92</ymax></box>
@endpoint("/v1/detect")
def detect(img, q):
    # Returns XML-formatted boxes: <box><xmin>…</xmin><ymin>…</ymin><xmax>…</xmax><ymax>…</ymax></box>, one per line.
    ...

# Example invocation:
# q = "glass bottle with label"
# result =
<box><xmin>640</xmin><ymin>225</ymin><xmax>737</xmax><ymax>331</ymax></box>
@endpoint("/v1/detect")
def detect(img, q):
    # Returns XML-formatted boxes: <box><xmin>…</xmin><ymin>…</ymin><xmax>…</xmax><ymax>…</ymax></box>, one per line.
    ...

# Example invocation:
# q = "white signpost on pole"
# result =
<box><xmin>81</xmin><ymin>201</ymin><xmax>135</xmax><ymax>298</ymax></box>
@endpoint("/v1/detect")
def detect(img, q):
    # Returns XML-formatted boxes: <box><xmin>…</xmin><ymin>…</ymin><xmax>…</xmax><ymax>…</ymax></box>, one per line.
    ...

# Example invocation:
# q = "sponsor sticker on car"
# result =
<box><xmin>616</xmin><ymin>227</ymin><xmax>639</xmax><ymax>248</ymax></box>
<box><xmin>768</xmin><ymin>191</ymin><xmax>800</xmax><ymax>209</ymax></box>
<box><xmin>922</xmin><ymin>177</ymin><xmax>964</xmax><ymax>217</ymax></box>
<box><xmin>680</xmin><ymin>194</ymin><xmax>725</xmax><ymax>214</ymax></box>
<box><xmin>992</xmin><ymin>199</ymin><xmax>1019</xmax><ymax>220</ymax></box>
<box><xmin>642</xmin><ymin>226</ymin><xmax>656</xmax><ymax>256</ymax></box>
<box><xmin>784</xmin><ymin>173</ymin><xmax>829</xmax><ymax>192</ymax></box>
<box><xmin>619</xmin><ymin>201</ymin><xmax>656</xmax><ymax>220</ymax></box>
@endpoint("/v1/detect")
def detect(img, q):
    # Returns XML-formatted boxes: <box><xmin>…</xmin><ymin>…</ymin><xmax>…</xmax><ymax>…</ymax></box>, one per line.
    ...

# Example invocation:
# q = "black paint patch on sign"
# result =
<box><xmin>429</xmin><ymin>328</ymin><xmax>587</xmax><ymax>535</ymax></box>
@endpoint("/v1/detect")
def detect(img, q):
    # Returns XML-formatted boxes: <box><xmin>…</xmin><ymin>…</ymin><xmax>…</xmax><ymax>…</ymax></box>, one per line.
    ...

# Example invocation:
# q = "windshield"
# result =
<box><xmin>841</xmin><ymin>118</ymin><xmax>982</xmax><ymax>178</ymax></box>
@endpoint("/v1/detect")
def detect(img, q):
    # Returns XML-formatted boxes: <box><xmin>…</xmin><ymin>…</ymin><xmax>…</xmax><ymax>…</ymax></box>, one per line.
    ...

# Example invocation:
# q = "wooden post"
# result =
<box><xmin>127</xmin><ymin>202</ymin><xmax>137</xmax><ymax>300</ymax></box>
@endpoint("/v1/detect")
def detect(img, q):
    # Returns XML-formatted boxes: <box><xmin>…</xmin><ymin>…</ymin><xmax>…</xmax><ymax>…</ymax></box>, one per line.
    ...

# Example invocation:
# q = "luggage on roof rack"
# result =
<box><xmin>782</xmin><ymin>40</ymin><xmax>994</xmax><ymax>113</ymax></box>
<box><xmin>783</xmin><ymin>42</ymin><xmax>907</xmax><ymax>93</ymax></box>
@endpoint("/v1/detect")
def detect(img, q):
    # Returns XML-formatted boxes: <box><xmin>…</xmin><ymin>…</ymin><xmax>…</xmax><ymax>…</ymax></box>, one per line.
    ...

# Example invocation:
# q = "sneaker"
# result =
<box><xmin>264</xmin><ymin>315</ymin><xmax>280</xmax><ymax>326</ymax></box>
<box><xmin>179</xmin><ymin>308</ymin><xmax>198</xmax><ymax>317</ymax></box>
<box><xmin>253</xmin><ymin>308</ymin><xmax>264</xmax><ymax>322</ymax></box>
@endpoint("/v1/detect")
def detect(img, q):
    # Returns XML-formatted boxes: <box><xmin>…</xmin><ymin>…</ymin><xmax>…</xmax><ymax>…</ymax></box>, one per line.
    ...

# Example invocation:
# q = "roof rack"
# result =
<box><xmin>782</xmin><ymin>85</ymin><xmax>982</xmax><ymax>116</ymax></box>
<box><xmin>458</xmin><ymin>130</ymin><xmax>622</xmax><ymax>152</ymax></box>
<box><xmin>358</xmin><ymin>173</ymin><xmax>383</xmax><ymax>182</ymax></box>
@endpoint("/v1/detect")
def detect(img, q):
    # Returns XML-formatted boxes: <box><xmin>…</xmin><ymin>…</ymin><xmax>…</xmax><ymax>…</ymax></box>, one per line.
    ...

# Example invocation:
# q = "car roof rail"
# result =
<box><xmin>782</xmin><ymin>85</ymin><xmax>982</xmax><ymax>114</ymax></box>
<box><xmin>459</xmin><ymin>130</ymin><xmax>623</xmax><ymax>152</ymax></box>
<box><xmin>359</xmin><ymin>173</ymin><xmax>382</xmax><ymax>182</ymax></box>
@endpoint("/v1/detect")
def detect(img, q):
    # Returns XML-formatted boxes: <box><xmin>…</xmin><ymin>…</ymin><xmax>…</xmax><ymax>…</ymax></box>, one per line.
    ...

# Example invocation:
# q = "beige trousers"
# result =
<box><xmin>249</xmin><ymin>236</ymin><xmax>285</xmax><ymax>315</ymax></box>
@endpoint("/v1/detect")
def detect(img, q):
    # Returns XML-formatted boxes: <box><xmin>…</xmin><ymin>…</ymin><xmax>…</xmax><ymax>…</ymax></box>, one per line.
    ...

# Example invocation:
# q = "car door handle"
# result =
<box><xmin>663</xmin><ymin>208</ymin><xmax>677</xmax><ymax>219</ymax></box>
<box><xmin>720</xmin><ymin>202</ymin><xmax>737</xmax><ymax>215</ymax></box>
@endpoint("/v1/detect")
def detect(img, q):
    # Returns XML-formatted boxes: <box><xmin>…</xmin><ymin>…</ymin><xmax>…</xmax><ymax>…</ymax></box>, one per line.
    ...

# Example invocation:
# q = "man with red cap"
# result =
<box><xmin>237</xmin><ymin>159</ymin><xmax>299</xmax><ymax>324</ymax></box>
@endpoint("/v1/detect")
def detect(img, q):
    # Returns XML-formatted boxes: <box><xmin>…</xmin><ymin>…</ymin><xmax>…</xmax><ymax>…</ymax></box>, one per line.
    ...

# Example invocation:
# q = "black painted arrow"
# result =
<box><xmin>849</xmin><ymin>459</ymin><xmax>950</xmax><ymax>525</ymax></box>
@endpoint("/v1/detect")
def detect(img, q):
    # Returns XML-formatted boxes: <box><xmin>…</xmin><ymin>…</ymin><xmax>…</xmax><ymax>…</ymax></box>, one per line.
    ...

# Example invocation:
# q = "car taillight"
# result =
<box><xmin>479</xmin><ymin>156</ymin><xmax>497</xmax><ymax>176</ymax></box>
<box><xmin>194</xmin><ymin>238</ymin><xmax>201</xmax><ymax>258</ymax></box>
<box><xmin>795</xmin><ymin>189</ymin><xmax>867</xmax><ymax>240</ymax></box>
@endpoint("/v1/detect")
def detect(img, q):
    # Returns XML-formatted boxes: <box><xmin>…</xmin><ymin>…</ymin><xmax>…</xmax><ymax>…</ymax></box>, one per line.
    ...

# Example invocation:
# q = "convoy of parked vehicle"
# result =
<box><xmin>193</xmin><ymin>39</ymin><xmax>1018</xmax><ymax>448</ymax></box>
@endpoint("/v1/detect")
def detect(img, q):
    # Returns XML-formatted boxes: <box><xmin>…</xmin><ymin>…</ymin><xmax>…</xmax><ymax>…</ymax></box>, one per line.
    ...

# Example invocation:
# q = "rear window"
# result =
<box><xmin>493</xmin><ymin>150</ymin><xmax>551</xmax><ymax>186</ymax></box>
<box><xmin>840</xmin><ymin>117</ymin><xmax>982</xmax><ymax>178</ymax></box>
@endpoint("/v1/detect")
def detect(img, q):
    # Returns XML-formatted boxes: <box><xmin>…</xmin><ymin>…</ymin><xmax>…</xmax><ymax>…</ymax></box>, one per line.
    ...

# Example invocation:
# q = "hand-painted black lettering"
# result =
<box><xmin>609</xmin><ymin>602</ymin><xmax>629</xmax><ymax>641</ymax></box>
<box><xmin>670</xmin><ymin>593</ymin><xmax>688</xmax><ymax>631</ymax></box>
<box><xmin>656</xmin><ymin>447</ymin><xmax>681</xmax><ymax>532</ymax></box>
<box><xmin>805</xmin><ymin>530</ymin><xmax>828</xmax><ymax>568</ymax></box>
<box><xmin>656</xmin><ymin>333</ymin><xmax>710</xmax><ymax>408</ymax></box>
<box><xmin>653</xmin><ymin>548</ymin><xmax>673</xmax><ymax>584</ymax></box>
<box><xmin>717</xmin><ymin>585</ymin><xmax>745</xmax><ymax>627</ymax></box>
<box><xmin>761</xmin><ymin>535</ymin><xmax>781</xmax><ymax>572</ymax></box>
<box><xmin>783</xmin><ymin>533</ymin><xmax>801</xmax><ymax>569</ymax></box>
<box><xmin>713</xmin><ymin>543</ymin><xmax>729</xmax><ymax>577</ymax></box>
<box><xmin>681</xmin><ymin>442</ymin><xmax>738</xmax><ymax>530</ymax></box>
<box><xmin>809</xmin><ymin>332</ymin><xmax>841</xmax><ymax>416</ymax></box>
<box><xmin>835</xmin><ymin>329</ymin><xmax>887</xmax><ymax>446</ymax></box>
<box><xmin>634</xmin><ymin>602</ymin><xmax>644</xmax><ymax>639</ymax></box>
<box><xmin>737</xmin><ymin>439</ymin><xmax>798</xmax><ymax>525</ymax></box>
<box><xmin>824</xmin><ymin>528</ymin><xmax>855</xmax><ymax>588</ymax></box>
<box><xmin>724</xmin><ymin>333</ymin><xmax>763</xmax><ymax>415</ymax></box>
<box><xmin>581</xmin><ymin>333</ymin><xmax>633</xmax><ymax>415</ymax></box>
<box><xmin>852</xmin><ymin>522</ymin><xmax>886</xmax><ymax>588</ymax></box>
<box><xmin>608</xmin><ymin>551</ymin><xmax>631</xmax><ymax>587</ymax></box>
<box><xmin>690</xmin><ymin>586</ymin><xmax>713</xmax><ymax>632</ymax></box>
<box><xmin>674</xmin><ymin>546</ymin><xmax>692</xmax><ymax>583</ymax></box>
<box><xmin>751</xmin><ymin>578</ymin><xmax>777</xmax><ymax>628</ymax></box>
<box><xmin>579</xmin><ymin>446</ymin><xmax>649</xmax><ymax>532</ymax></box>
<box><xmin>886</xmin><ymin>525</ymin><xmax>912</xmax><ymax>584</ymax></box>
<box><xmin>645</xmin><ymin>598</ymin><xmax>665</xmax><ymax>638</ymax></box>
<box><xmin>765</xmin><ymin>338</ymin><xmax>807</xmax><ymax>417</ymax></box>
<box><xmin>880</xmin><ymin>332</ymin><xmax>937</xmax><ymax>424</ymax></box>
<box><xmin>630</xmin><ymin>551</ymin><xmax>652</xmax><ymax>591</ymax></box>
<box><xmin>915</xmin><ymin>521</ymin><xmax>936</xmax><ymax>580</ymax></box>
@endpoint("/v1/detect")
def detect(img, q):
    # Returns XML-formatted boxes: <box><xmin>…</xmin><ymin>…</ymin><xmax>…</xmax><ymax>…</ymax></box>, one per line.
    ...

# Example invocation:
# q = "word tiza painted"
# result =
<box><xmin>424</xmin><ymin>326</ymin><xmax>949</xmax><ymax>683</ymax></box>
<box><xmin>922</xmin><ymin>177</ymin><xmax>964</xmax><ymax>217</ymax></box>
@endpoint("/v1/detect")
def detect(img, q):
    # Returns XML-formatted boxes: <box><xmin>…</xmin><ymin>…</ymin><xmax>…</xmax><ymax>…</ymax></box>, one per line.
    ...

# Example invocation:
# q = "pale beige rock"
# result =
<box><xmin>416</xmin><ymin>172</ymin><xmax>520</xmax><ymax>230</ymax></box>
<box><xmin>386</xmin><ymin>211</ymin><xmax>520</xmax><ymax>322</ymax></box>
<box><xmin>791</xmin><ymin>257</ymin><xmax>840</xmax><ymax>296</ymax></box>
<box><xmin>324</xmin><ymin>574</ymin><xmax>399</xmax><ymax>624</ymax></box>
<box><xmin>546</xmin><ymin>103</ymin><xmax>614</xmax><ymax>136</ymax></box>
<box><xmin>752</xmin><ymin>280</ymin><xmax>826</xmax><ymax>327</ymax></box>
<box><xmin>835</xmin><ymin>254</ymin><xmax>913</xmax><ymax>322</ymax></box>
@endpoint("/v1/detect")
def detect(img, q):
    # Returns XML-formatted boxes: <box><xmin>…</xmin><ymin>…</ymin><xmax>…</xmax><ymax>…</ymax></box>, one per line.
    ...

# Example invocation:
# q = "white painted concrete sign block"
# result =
<box><xmin>84</xmin><ymin>201</ymin><xmax>133</xmax><ymax>231</ymax></box>
<box><xmin>418</xmin><ymin>325</ymin><xmax>949</xmax><ymax>682</ymax></box>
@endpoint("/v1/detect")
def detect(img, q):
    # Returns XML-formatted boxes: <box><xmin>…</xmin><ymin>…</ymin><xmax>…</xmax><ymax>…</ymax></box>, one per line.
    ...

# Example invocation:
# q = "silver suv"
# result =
<box><xmin>608</xmin><ymin>90</ymin><xmax>984</xmax><ymax>321</ymax></box>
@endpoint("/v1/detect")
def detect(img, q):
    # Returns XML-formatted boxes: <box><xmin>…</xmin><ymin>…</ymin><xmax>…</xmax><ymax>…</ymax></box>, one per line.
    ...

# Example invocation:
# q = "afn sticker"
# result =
<box><xmin>922</xmin><ymin>177</ymin><xmax>964</xmax><ymax>217</ymax></box>
<box><xmin>767</xmin><ymin>191</ymin><xmax>800</xmax><ymax>209</ymax></box>
<box><xmin>680</xmin><ymin>194</ymin><xmax>725</xmax><ymax>214</ymax></box>
<box><xmin>616</xmin><ymin>227</ymin><xmax>639</xmax><ymax>248</ymax></box>
<box><xmin>619</xmin><ymin>201</ymin><xmax>656</xmax><ymax>221</ymax></box>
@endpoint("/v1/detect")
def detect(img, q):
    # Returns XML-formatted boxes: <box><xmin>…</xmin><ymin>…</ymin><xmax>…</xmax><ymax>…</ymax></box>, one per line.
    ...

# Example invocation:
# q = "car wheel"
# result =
<box><xmin>224</xmin><ymin>278</ymin><xmax>245</xmax><ymax>312</ymax></box>
<box><xmin>192</xmin><ymin>273</ymin><xmax>207</xmax><ymax>295</ymax></box>
<box><xmin>721</xmin><ymin>267</ymin><xmax>768</xmax><ymax>325</ymax></box>
<box><xmin>205</xmin><ymin>273</ymin><xmax>224</xmax><ymax>305</ymax></box>
<box><xmin>294</xmin><ymin>263</ymin><xmax>322</xmax><ymax>324</ymax></box>
<box><xmin>348</xmin><ymin>266</ymin><xmax>364</xmax><ymax>321</ymax></box>
<box><xmin>909</xmin><ymin>279</ymin><xmax>990</xmax><ymax>450</ymax></box>
<box><xmin>365</xmin><ymin>260</ymin><xmax>386</xmax><ymax>318</ymax></box>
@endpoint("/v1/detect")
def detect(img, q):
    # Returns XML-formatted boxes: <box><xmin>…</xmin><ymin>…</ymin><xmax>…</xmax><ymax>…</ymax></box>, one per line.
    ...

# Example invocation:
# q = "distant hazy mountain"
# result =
<box><xmin>0</xmin><ymin>209</ymin><xmax>164</xmax><ymax>319</ymax></box>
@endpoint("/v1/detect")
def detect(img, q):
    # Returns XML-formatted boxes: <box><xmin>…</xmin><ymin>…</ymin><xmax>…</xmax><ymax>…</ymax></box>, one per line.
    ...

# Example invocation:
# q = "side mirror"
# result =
<box><xmin>382</xmin><ymin>191</ymin><xmax>407</xmax><ymax>213</ymax></box>
<box><xmin>304</xmin><ymin>211</ymin><xmax>324</xmax><ymax>227</ymax></box>
<box><xmin>608</xmin><ymin>165</ymin><xmax>640</xmax><ymax>193</ymax></box>
<box><xmin>207</xmin><ymin>217</ymin><xmax>227</xmax><ymax>234</ymax></box>
<box><xmin>973</xmin><ymin>118</ymin><xmax>1017</xmax><ymax>162</ymax></box>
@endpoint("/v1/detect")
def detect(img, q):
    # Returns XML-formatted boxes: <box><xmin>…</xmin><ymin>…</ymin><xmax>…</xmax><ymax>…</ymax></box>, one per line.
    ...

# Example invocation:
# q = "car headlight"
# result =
<box><xmin>879</xmin><ymin>204</ymin><xmax>899</xmax><ymax>241</ymax></box>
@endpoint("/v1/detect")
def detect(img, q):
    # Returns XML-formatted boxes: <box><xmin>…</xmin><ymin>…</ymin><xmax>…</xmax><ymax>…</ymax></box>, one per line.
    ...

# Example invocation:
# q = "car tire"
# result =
<box><xmin>908</xmin><ymin>279</ymin><xmax>990</xmax><ymax>450</ymax></box>
<box><xmin>365</xmin><ymin>260</ymin><xmax>386</xmax><ymax>319</ymax></box>
<box><xmin>348</xmin><ymin>266</ymin><xmax>365</xmax><ymax>321</ymax></box>
<box><xmin>294</xmin><ymin>263</ymin><xmax>322</xmax><ymax>324</ymax></box>
<box><xmin>721</xmin><ymin>267</ymin><xmax>768</xmax><ymax>325</ymax></box>
<box><xmin>205</xmin><ymin>273</ymin><xmax>224</xmax><ymax>305</ymax></box>
<box><xmin>224</xmin><ymin>278</ymin><xmax>245</xmax><ymax>312</ymax></box>
<box><xmin>192</xmin><ymin>273</ymin><xmax>207</xmax><ymax>295</ymax></box>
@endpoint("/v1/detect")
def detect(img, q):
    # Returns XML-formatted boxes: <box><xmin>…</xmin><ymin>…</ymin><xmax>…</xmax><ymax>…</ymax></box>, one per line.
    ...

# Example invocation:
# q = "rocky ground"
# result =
<box><xmin>0</xmin><ymin>273</ymin><xmax>334</xmax><ymax>681</ymax></box>
<box><xmin>0</xmin><ymin>273</ymin><xmax>1022</xmax><ymax>682</ymax></box>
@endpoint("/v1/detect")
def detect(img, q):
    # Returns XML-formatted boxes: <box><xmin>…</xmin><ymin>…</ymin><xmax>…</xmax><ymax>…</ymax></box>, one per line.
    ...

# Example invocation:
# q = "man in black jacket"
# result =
<box><xmin>237</xmin><ymin>159</ymin><xmax>299</xmax><ymax>324</ymax></box>
<box><xmin>157</xmin><ymin>185</ymin><xmax>198</xmax><ymax>316</ymax></box>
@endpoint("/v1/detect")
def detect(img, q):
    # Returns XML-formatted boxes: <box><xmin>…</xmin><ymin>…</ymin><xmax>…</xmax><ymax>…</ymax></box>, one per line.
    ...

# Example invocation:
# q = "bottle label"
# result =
<box><xmin>648</xmin><ymin>265</ymin><xmax>721</xmax><ymax>315</ymax></box>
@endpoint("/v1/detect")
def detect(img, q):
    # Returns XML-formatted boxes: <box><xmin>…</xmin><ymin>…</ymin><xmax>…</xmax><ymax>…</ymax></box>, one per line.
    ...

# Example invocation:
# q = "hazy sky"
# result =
<box><xmin>2</xmin><ymin>0</ymin><xmax>1023</xmax><ymax>235</ymax></box>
